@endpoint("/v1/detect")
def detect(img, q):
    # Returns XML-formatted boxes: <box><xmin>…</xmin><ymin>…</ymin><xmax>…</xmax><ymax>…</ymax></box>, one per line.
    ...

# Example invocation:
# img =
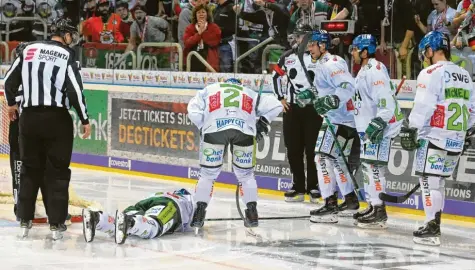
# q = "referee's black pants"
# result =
<box><xmin>17</xmin><ymin>107</ymin><xmax>73</xmax><ymax>224</ymax></box>
<box><xmin>283</xmin><ymin>104</ymin><xmax>323</xmax><ymax>193</ymax></box>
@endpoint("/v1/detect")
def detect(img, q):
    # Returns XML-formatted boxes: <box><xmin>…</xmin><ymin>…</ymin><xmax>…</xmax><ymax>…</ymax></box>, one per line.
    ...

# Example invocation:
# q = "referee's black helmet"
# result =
<box><xmin>51</xmin><ymin>18</ymin><xmax>80</xmax><ymax>47</ymax></box>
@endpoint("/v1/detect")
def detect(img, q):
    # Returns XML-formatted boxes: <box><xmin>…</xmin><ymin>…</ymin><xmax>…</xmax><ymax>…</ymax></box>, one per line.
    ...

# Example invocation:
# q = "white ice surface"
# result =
<box><xmin>0</xmin><ymin>167</ymin><xmax>475</xmax><ymax>270</ymax></box>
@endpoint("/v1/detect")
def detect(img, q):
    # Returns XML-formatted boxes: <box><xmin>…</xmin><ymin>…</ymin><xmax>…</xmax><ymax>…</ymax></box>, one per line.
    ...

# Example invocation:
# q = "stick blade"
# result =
<box><xmin>378</xmin><ymin>192</ymin><xmax>400</xmax><ymax>203</ymax></box>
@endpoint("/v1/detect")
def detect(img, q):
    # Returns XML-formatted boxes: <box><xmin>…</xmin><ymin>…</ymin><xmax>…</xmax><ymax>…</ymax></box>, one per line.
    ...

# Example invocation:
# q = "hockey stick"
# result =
<box><xmin>234</xmin><ymin>72</ymin><xmax>267</xmax><ymax>226</ymax></box>
<box><xmin>205</xmin><ymin>215</ymin><xmax>310</xmax><ymax>221</ymax></box>
<box><xmin>375</xmin><ymin>76</ymin><xmax>430</xmax><ymax>204</ymax></box>
<box><xmin>296</xmin><ymin>33</ymin><xmax>364</xmax><ymax>201</ymax></box>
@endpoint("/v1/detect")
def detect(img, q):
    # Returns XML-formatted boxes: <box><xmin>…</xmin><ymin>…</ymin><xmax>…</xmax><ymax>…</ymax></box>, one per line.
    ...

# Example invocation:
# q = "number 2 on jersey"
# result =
<box><xmin>447</xmin><ymin>103</ymin><xmax>469</xmax><ymax>131</ymax></box>
<box><xmin>224</xmin><ymin>89</ymin><xmax>240</xmax><ymax>107</ymax></box>
<box><xmin>208</xmin><ymin>86</ymin><xmax>254</xmax><ymax>114</ymax></box>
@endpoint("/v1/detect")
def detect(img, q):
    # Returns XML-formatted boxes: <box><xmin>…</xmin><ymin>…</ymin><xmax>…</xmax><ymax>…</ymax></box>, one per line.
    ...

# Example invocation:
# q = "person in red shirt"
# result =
<box><xmin>183</xmin><ymin>4</ymin><xmax>221</xmax><ymax>72</ymax></box>
<box><xmin>82</xmin><ymin>0</ymin><xmax>125</xmax><ymax>44</ymax></box>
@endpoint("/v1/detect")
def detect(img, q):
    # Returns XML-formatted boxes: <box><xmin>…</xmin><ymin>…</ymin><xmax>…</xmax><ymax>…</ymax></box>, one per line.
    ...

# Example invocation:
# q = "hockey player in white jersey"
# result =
<box><xmin>350</xmin><ymin>34</ymin><xmax>403</xmax><ymax>229</ymax></box>
<box><xmin>187</xmin><ymin>78</ymin><xmax>282</xmax><ymax>229</ymax></box>
<box><xmin>82</xmin><ymin>188</ymin><xmax>194</xmax><ymax>245</ymax></box>
<box><xmin>401</xmin><ymin>31</ymin><xmax>475</xmax><ymax>246</ymax></box>
<box><xmin>297</xmin><ymin>30</ymin><xmax>361</xmax><ymax>223</ymax></box>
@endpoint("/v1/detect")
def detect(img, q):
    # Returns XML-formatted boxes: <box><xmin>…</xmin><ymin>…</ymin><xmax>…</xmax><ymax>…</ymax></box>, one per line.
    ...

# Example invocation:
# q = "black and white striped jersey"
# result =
<box><xmin>272</xmin><ymin>49</ymin><xmax>317</xmax><ymax>104</ymax></box>
<box><xmin>4</xmin><ymin>40</ymin><xmax>89</xmax><ymax>125</ymax></box>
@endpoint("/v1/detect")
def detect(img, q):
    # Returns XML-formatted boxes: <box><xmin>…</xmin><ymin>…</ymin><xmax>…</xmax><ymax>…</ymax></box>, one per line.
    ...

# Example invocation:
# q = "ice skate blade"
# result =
<box><xmin>338</xmin><ymin>209</ymin><xmax>359</xmax><ymax>217</ymax></box>
<box><xmin>285</xmin><ymin>196</ymin><xmax>304</xmax><ymax>202</ymax></box>
<box><xmin>52</xmin><ymin>231</ymin><xmax>64</xmax><ymax>241</ymax></box>
<box><xmin>413</xmin><ymin>236</ymin><xmax>441</xmax><ymax>246</ymax></box>
<box><xmin>310</xmin><ymin>214</ymin><xmax>338</xmax><ymax>224</ymax></box>
<box><xmin>82</xmin><ymin>209</ymin><xmax>93</xmax><ymax>242</ymax></box>
<box><xmin>115</xmin><ymin>211</ymin><xmax>127</xmax><ymax>245</ymax></box>
<box><xmin>20</xmin><ymin>228</ymin><xmax>30</xmax><ymax>238</ymax></box>
<box><xmin>356</xmin><ymin>221</ymin><xmax>388</xmax><ymax>229</ymax></box>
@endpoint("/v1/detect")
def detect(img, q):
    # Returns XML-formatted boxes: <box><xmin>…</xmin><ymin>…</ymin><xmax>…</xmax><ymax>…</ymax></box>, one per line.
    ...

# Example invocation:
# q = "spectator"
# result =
<box><xmin>81</xmin><ymin>0</ymin><xmax>98</xmax><ymax>20</ymax></box>
<box><xmin>116</xmin><ymin>1</ymin><xmax>134</xmax><ymax>41</ymax></box>
<box><xmin>452</xmin><ymin>0</ymin><xmax>475</xmax><ymax>49</ymax></box>
<box><xmin>234</xmin><ymin>0</ymin><xmax>290</xmax><ymax>48</ymax></box>
<box><xmin>124</xmin><ymin>4</ymin><xmax>169</xmax><ymax>53</ymax></box>
<box><xmin>415</xmin><ymin>0</ymin><xmax>457</xmax><ymax>39</ymax></box>
<box><xmin>183</xmin><ymin>4</ymin><xmax>221</xmax><ymax>72</ymax></box>
<box><xmin>0</xmin><ymin>0</ymin><xmax>34</xmax><ymax>42</ymax></box>
<box><xmin>62</xmin><ymin>0</ymin><xmax>81</xmax><ymax>26</ymax></box>
<box><xmin>233</xmin><ymin>0</ymin><xmax>268</xmax><ymax>73</ymax></box>
<box><xmin>81</xmin><ymin>0</ymin><xmax>124</xmax><ymax>44</ymax></box>
<box><xmin>288</xmin><ymin>0</ymin><xmax>331</xmax><ymax>33</ymax></box>
<box><xmin>213</xmin><ymin>0</ymin><xmax>236</xmax><ymax>72</ymax></box>
<box><xmin>398</xmin><ymin>0</ymin><xmax>432</xmax><ymax>78</ymax></box>
<box><xmin>178</xmin><ymin>0</ymin><xmax>214</xmax><ymax>51</ymax></box>
<box><xmin>33</xmin><ymin>0</ymin><xmax>65</xmax><ymax>41</ymax></box>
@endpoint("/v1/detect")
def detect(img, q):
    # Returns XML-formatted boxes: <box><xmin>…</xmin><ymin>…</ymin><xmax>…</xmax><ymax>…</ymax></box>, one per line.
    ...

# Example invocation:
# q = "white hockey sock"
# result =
<box><xmin>316</xmin><ymin>154</ymin><xmax>337</xmax><ymax>199</ymax></box>
<box><xmin>96</xmin><ymin>212</ymin><xmax>115</xmax><ymax>235</ymax></box>
<box><xmin>194</xmin><ymin>167</ymin><xmax>220</xmax><ymax>204</ymax></box>
<box><xmin>128</xmin><ymin>215</ymin><xmax>159</xmax><ymax>239</ymax></box>
<box><xmin>331</xmin><ymin>158</ymin><xmax>354</xmax><ymax>196</ymax></box>
<box><xmin>362</xmin><ymin>163</ymin><xmax>386</xmax><ymax>205</ymax></box>
<box><xmin>234</xmin><ymin>166</ymin><xmax>258</xmax><ymax>204</ymax></box>
<box><xmin>420</xmin><ymin>176</ymin><xmax>443</xmax><ymax>223</ymax></box>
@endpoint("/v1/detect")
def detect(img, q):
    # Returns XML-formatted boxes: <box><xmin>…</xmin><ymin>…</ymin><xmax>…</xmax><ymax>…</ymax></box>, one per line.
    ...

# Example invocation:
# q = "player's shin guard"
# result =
<box><xmin>413</xmin><ymin>176</ymin><xmax>443</xmax><ymax>246</ymax></box>
<box><xmin>194</xmin><ymin>167</ymin><xmax>220</xmax><ymax>204</ymax></box>
<box><xmin>315</xmin><ymin>154</ymin><xmax>337</xmax><ymax>199</ymax></box>
<box><xmin>234</xmin><ymin>166</ymin><xmax>258</xmax><ymax>204</ymax></box>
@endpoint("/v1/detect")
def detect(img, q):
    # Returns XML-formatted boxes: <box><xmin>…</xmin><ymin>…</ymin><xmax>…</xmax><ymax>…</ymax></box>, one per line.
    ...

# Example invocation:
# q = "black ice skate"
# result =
<box><xmin>284</xmin><ymin>190</ymin><xmax>305</xmax><ymax>202</ymax></box>
<box><xmin>338</xmin><ymin>191</ymin><xmax>360</xmax><ymax>217</ymax></box>
<box><xmin>115</xmin><ymin>210</ymin><xmax>135</xmax><ymax>245</ymax></box>
<box><xmin>20</xmin><ymin>219</ymin><xmax>32</xmax><ymax>238</ymax></box>
<box><xmin>309</xmin><ymin>189</ymin><xmax>322</xmax><ymax>204</ymax></box>
<box><xmin>50</xmin><ymin>223</ymin><xmax>67</xmax><ymax>240</ymax></box>
<box><xmin>356</xmin><ymin>204</ymin><xmax>388</xmax><ymax>229</ymax></box>
<box><xmin>82</xmin><ymin>209</ymin><xmax>100</xmax><ymax>242</ymax></box>
<box><xmin>413</xmin><ymin>219</ymin><xmax>441</xmax><ymax>246</ymax></box>
<box><xmin>353</xmin><ymin>203</ymin><xmax>373</xmax><ymax>221</ymax></box>
<box><xmin>244</xmin><ymin>202</ymin><xmax>258</xmax><ymax>228</ymax></box>
<box><xmin>310</xmin><ymin>194</ymin><xmax>338</xmax><ymax>223</ymax></box>
<box><xmin>191</xmin><ymin>202</ymin><xmax>207</xmax><ymax>234</ymax></box>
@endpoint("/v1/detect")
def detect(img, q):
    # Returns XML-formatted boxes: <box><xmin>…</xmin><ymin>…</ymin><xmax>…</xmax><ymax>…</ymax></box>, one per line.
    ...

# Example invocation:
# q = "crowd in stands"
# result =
<box><xmin>0</xmin><ymin>0</ymin><xmax>474</xmax><ymax>79</ymax></box>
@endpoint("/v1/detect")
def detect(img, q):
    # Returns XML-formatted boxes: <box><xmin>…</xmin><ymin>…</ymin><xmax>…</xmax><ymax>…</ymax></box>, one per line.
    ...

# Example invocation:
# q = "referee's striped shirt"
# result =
<box><xmin>4</xmin><ymin>40</ymin><xmax>89</xmax><ymax>125</ymax></box>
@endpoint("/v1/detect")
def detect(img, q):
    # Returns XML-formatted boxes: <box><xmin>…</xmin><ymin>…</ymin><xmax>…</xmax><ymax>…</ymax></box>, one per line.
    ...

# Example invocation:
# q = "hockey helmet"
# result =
<box><xmin>418</xmin><ymin>31</ymin><xmax>450</xmax><ymax>62</ymax></box>
<box><xmin>351</xmin><ymin>34</ymin><xmax>377</xmax><ymax>55</ymax></box>
<box><xmin>225</xmin><ymin>78</ymin><xmax>242</xmax><ymax>85</ymax></box>
<box><xmin>293</xmin><ymin>23</ymin><xmax>313</xmax><ymax>35</ymax></box>
<box><xmin>51</xmin><ymin>18</ymin><xmax>80</xmax><ymax>47</ymax></box>
<box><xmin>309</xmin><ymin>30</ymin><xmax>332</xmax><ymax>49</ymax></box>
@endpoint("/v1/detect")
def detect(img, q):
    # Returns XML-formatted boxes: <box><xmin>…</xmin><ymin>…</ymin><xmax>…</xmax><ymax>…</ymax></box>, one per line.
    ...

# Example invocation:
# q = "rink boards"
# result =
<box><xmin>0</xmin><ymin>66</ymin><xmax>474</xmax><ymax>220</ymax></box>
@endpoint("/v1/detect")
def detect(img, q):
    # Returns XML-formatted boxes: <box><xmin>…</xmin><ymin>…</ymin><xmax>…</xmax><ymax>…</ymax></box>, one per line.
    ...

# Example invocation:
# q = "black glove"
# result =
<box><xmin>400</xmin><ymin>127</ymin><xmax>420</xmax><ymax>151</ymax></box>
<box><xmin>464</xmin><ymin>127</ymin><xmax>475</xmax><ymax>153</ymax></box>
<box><xmin>256</xmin><ymin>117</ymin><xmax>270</xmax><ymax>141</ymax></box>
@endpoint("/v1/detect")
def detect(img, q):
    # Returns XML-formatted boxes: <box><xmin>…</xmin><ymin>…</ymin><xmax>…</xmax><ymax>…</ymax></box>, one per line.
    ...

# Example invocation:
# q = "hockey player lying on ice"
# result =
<box><xmin>82</xmin><ymin>188</ymin><xmax>193</xmax><ymax>244</ymax></box>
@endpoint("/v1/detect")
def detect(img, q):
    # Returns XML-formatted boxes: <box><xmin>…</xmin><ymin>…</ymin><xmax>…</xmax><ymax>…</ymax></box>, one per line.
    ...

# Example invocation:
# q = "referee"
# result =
<box><xmin>272</xmin><ymin>24</ymin><xmax>323</xmax><ymax>203</ymax></box>
<box><xmin>4</xmin><ymin>18</ymin><xmax>90</xmax><ymax>239</ymax></box>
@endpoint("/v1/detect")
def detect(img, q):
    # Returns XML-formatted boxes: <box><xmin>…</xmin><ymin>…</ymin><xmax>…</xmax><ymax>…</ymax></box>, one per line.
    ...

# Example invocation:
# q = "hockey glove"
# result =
<box><xmin>365</xmin><ymin>117</ymin><xmax>388</xmax><ymax>144</ymax></box>
<box><xmin>399</xmin><ymin>127</ymin><xmax>420</xmax><ymax>151</ymax></box>
<box><xmin>313</xmin><ymin>95</ymin><xmax>340</xmax><ymax>115</ymax></box>
<box><xmin>256</xmin><ymin>116</ymin><xmax>271</xmax><ymax>141</ymax></box>
<box><xmin>295</xmin><ymin>89</ymin><xmax>316</xmax><ymax>108</ymax></box>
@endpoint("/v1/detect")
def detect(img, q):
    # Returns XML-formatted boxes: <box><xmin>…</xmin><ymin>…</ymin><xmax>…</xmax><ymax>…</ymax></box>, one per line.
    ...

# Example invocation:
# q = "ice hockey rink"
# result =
<box><xmin>1</xmin><ymin>165</ymin><xmax>475</xmax><ymax>270</ymax></box>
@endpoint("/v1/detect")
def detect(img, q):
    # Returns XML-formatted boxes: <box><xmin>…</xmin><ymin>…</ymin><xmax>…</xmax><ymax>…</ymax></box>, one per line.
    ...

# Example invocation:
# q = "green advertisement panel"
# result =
<box><xmin>70</xmin><ymin>90</ymin><xmax>109</xmax><ymax>155</ymax></box>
